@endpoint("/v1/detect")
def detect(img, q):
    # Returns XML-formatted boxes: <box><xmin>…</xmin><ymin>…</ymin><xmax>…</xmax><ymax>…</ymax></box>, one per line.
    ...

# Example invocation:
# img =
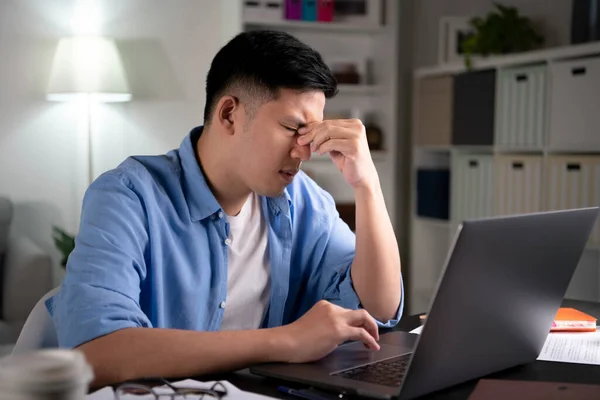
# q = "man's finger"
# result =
<box><xmin>297</xmin><ymin>122</ymin><xmax>319</xmax><ymax>136</ymax></box>
<box><xmin>345</xmin><ymin>309</ymin><xmax>380</xmax><ymax>341</ymax></box>
<box><xmin>310</xmin><ymin>125</ymin><xmax>359</xmax><ymax>150</ymax></box>
<box><xmin>347</xmin><ymin>327</ymin><xmax>380</xmax><ymax>351</ymax></box>
<box><xmin>316</xmin><ymin>138</ymin><xmax>354</xmax><ymax>156</ymax></box>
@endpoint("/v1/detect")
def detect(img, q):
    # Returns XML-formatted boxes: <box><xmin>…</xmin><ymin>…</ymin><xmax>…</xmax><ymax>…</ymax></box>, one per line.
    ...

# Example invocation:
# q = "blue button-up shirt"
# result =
<box><xmin>48</xmin><ymin>127</ymin><xmax>403</xmax><ymax>349</ymax></box>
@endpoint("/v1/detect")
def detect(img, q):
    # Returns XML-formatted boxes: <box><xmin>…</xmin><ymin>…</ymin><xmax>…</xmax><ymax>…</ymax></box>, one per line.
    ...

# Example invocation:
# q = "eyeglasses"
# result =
<box><xmin>115</xmin><ymin>378</ymin><xmax>228</xmax><ymax>399</ymax></box>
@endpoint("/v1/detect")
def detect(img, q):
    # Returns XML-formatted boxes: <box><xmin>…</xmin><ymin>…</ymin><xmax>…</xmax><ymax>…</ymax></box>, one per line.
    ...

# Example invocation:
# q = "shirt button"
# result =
<box><xmin>218</xmin><ymin>212</ymin><xmax>224</xmax><ymax>219</ymax></box>
<box><xmin>219</xmin><ymin>301</ymin><xmax>226</xmax><ymax>309</ymax></box>
<box><xmin>224</xmin><ymin>238</ymin><xmax>232</xmax><ymax>246</ymax></box>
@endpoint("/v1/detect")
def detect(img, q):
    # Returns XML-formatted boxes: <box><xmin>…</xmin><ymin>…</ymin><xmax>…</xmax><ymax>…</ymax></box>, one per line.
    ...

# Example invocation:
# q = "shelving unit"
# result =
<box><xmin>410</xmin><ymin>41</ymin><xmax>600</xmax><ymax>314</ymax></box>
<box><xmin>242</xmin><ymin>0</ymin><xmax>400</xmax><ymax>226</ymax></box>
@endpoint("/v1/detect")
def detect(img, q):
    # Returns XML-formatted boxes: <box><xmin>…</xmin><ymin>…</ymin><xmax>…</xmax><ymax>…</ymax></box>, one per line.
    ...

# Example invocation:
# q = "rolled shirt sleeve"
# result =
<box><xmin>47</xmin><ymin>171</ymin><xmax>152</xmax><ymax>349</ymax></box>
<box><xmin>308</xmin><ymin>192</ymin><xmax>404</xmax><ymax>328</ymax></box>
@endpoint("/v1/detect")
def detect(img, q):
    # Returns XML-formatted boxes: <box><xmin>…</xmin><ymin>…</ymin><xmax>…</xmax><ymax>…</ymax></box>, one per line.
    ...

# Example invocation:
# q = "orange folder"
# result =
<box><xmin>551</xmin><ymin>308</ymin><xmax>597</xmax><ymax>332</ymax></box>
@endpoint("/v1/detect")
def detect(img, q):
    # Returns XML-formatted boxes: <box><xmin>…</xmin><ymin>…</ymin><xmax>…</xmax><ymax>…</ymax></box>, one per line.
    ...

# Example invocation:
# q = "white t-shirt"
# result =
<box><xmin>219</xmin><ymin>193</ymin><xmax>271</xmax><ymax>330</ymax></box>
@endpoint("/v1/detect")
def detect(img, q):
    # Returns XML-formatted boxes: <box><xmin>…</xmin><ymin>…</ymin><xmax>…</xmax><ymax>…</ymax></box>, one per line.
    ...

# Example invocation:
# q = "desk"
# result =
<box><xmin>207</xmin><ymin>299</ymin><xmax>600</xmax><ymax>399</ymax></box>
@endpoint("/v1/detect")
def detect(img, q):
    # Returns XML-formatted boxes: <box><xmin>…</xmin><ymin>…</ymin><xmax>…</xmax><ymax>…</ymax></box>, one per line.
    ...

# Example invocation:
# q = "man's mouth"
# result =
<box><xmin>279</xmin><ymin>169</ymin><xmax>298</xmax><ymax>182</ymax></box>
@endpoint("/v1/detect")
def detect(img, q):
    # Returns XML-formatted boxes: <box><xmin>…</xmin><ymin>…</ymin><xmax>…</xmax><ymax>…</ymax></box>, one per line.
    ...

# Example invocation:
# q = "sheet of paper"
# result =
<box><xmin>409</xmin><ymin>325</ymin><xmax>423</xmax><ymax>334</ymax></box>
<box><xmin>537</xmin><ymin>329</ymin><xmax>600</xmax><ymax>365</ymax></box>
<box><xmin>86</xmin><ymin>379</ymin><xmax>278</xmax><ymax>400</ymax></box>
<box><xmin>407</xmin><ymin>324</ymin><xmax>600</xmax><ymax>366</ymax></box>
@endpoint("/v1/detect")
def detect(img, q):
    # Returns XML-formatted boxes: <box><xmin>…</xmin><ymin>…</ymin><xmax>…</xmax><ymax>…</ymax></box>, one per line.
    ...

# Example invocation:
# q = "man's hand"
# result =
<box><xmin>297</xmin><ymin>119</ymin><xmax>379</xmax><ymax>191</ymax></box>
<box><xmin>275</xmin><ymin>300</ymin><xmax>380</xmax><ymax>364</ymax></box>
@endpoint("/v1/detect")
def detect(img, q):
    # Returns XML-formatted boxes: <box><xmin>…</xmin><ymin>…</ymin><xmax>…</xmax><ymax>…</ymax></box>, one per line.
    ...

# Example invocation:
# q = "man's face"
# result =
<box><xmin>234</xmin><ymin>88</ymin><xmax>325</xmax><ymax>197</ymax></box>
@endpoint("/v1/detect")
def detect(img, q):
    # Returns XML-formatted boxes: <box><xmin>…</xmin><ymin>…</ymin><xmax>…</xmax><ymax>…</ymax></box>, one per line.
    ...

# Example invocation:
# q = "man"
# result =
<box><xmin>49</xmin><ymin>30</ymin><xmax>403</xmax><ymax>388</ymax></box>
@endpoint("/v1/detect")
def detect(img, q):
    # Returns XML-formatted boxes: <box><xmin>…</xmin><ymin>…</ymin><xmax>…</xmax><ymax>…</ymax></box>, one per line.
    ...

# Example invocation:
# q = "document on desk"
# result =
<box><xmin>87</xmin><ymin>379</ymin><xmax>278</xmax><ymax>399</ymax></box>
<box><xmin>538</xmin><ymin>329</ymin><xmax>600</xmax><ymax>365</ymax></box>
<box><xmin>408</xmin><ymin>324</ymin><xmax>600</xmax><ymax>365</ymax></box>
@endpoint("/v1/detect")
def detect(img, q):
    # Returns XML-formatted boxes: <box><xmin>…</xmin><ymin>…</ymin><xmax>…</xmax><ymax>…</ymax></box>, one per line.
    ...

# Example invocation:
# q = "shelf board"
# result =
<box><xmin>415</xmin><ymin>41</ymin><xmax>600</xmax><ymax>79</ymax></box>
<box><xmin>244</xmin><ymin>19</ymin><xmax>386</xmax><ymax>33</ymax></box>
<box><xmin>307</xmin><ymin>151</ymin><xmax>387</xmax><ymax>162</ymax></box>
<box><xmin>414</xmin><ymin>145</ymin><xmax>453</xmax><ymax>152</ymax></box>
<box><xmin>337</xmin><ymin>84</ymin><xmax>388</xmax><ymax>95</ymax></box>
<box><xmin>494</xmin><ymin>147</ymin><xmax>545</xmax><ymax>154</ymax></box>
<box><xmin>414</xmin><ymin>216</ymin><xmax>452</xmax><ymax>228</ymax></box>
<box><xmin>414</xmin><ymin>145</ymin><xmax>600</xmax><ymax>155</ymax></box>
<box><xmin>546</xmin><ymin>148</ymin><xmax>600</xmax><ymax>155</ymax></box>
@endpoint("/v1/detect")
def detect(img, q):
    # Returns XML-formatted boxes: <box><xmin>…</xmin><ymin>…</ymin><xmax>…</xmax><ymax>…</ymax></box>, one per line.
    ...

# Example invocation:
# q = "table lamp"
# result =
<box><xmin>46</xmin><ymin>36</ymin><xmax>131</xmax><ymax>185</ymax></box>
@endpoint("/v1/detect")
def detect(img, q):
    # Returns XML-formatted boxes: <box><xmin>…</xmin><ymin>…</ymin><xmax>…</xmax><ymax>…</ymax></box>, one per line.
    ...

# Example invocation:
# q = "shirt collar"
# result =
<box><xmin>179</xmin><ymin>126</ymin><xmax>221</xmax><ymax>222</ymax></box>
<box><xmin>179</xmin><ymin>126</ymin><xmax>292</xmax><ymax>222</ymax></box>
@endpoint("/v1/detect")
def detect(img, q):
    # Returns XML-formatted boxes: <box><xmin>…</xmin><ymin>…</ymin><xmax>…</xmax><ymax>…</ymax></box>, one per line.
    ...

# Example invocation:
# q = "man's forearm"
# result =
<box><xmin>77</xmin><ymin>327</ymin><xmax>288</xmax><ymax>389</ymax></box>
<box><xmin>351</xmin><ymin>181</ymin><xmax>402</xmax><ymax>322</ymax></box>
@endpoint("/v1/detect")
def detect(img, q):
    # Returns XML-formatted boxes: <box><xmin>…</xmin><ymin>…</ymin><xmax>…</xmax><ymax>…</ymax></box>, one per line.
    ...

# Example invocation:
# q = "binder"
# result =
<box><xmin>317</xmin><ymin>0</ymin><xmax>334</xmax><ymax>22</ymax></box>
<box><xmin>494</xmin><ymin>155</ymin><xmax>543</xmax><ymax>217</ymax></box>
<box><xmin>285</xmin><ymin>0</ymin><xmax>302</xmax><ymax>19</ymax></box>
<box><xmin>302</xmin><ymin>0</ymin><xmax>317</xmax><ymax>21</ymax></box>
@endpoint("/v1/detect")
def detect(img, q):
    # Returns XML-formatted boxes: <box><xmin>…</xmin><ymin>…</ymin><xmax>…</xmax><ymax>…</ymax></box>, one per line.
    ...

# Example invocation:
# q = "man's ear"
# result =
<box><xmin>216</xmin><ymin>95</ymin><xmax>239</xmax><ymax>134</ymax></box>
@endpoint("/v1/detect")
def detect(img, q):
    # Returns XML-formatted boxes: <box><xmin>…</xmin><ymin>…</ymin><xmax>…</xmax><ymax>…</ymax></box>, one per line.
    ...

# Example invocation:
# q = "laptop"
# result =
<box><xmin>250</xmin><ymin>208</ymin><xmax>600</xmax><ymax>399</ymax></box>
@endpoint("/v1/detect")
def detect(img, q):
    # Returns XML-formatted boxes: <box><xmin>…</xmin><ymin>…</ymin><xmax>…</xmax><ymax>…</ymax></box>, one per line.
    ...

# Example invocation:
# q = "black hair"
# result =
<box><xmin>203</xmin><ymin>30</ymin><xmax>338</xmax><ymax>124</ymax></box>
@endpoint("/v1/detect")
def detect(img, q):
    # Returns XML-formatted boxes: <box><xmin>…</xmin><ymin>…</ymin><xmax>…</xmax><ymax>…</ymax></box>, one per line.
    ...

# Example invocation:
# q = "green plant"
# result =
<box><xmin>461</xmin><ymin>3</ymin><xmax>544</xmax><ymax>69</ymax></box>
<box><xmin>52</xmin><ymin>226</ymin><xmax>75</xmax><ymax>268</ymax></box>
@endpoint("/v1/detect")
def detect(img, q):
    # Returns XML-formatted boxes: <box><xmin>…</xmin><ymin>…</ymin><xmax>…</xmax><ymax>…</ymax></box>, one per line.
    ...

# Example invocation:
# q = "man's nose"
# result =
<box><xmin>290</xmin><ymin>141</ymin><xmax>311</xmax><ymax>161</ymax></box>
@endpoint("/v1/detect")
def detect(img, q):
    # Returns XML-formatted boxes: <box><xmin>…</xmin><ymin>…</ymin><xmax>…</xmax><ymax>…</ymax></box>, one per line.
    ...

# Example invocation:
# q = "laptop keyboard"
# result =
<box><xmin>332</xmin><ymin>353</ymin><xmax>411</xmax><ymax>387</ymax></box>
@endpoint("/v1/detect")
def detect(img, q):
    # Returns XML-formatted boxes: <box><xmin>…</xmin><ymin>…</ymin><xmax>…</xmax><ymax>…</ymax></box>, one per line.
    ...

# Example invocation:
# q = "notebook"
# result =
<box><xmin>551</xmin><ymin>308</ymin><xmax>597</xmax><ymax>332</ymax></box>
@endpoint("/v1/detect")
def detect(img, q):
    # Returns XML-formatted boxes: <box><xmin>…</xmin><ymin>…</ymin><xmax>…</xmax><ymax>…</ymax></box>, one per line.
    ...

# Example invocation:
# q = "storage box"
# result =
<box><xmin>451</xmin><ymin>153</ymin><xmax>494</xmax><ymax>223</ymax></box>
<box><xmin>495</xmin><ymin>65</ymin><xmax>546</xmax><ymax>149</ymax></box>
<box><xmin>417</xmin><ymin>169</ymin><xmax>450</xmax><ymax>220</ymax></box>
<box><xmin>414</xmin><ymin>75</ymin><xmax>454</xmax><ymax>146</ymax></box>
<box><xmin>452</xmin><ymin>69</ymin><xmax>496</xmax><ymax>145</ymax></box>
<box><xmin>244</xmin><ymin>0</ymin><xmax>284</xmax><ymax>21</ymax></box>
<box><xmin>548</xmin><ymin>56</ymin><xmax>600</xmax><ymax>151</ymax></box>
<box><xmin>494</xmin><ymin>155</ymin><xmax>543</xmax><ymax>216</ymax></box>
<box><xmin>545</xmin><ymin>156</ymin><xmax>600</xmax><ymax>246</ymax></box>
<box><xmin>332</xmin><ymin>0</ymin><xmax>383</xmax><ymax>27</ymax></box>
<box><xmin>263</xmin><ymin>0</ymin><xmax>285</xmax><ymax>20</ymax></box>
<box><xmin>243</xmin><ymin>0</ymin><xmax>264</xmax><ymax>21</ymax></box>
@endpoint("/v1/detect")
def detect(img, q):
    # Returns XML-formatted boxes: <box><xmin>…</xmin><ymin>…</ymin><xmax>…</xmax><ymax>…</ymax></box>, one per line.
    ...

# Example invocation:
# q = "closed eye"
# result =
<box><xmin>282</xmin><ymin>125</ymin><xmax>299</xmax><ymax>135</ymax></box>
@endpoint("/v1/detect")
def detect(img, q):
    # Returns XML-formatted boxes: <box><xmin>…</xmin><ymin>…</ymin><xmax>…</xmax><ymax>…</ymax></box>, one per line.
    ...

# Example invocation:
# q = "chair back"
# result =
<box><xmin>12</xmin><ymin>287</ymin><xmax>59</xmax><ymax>355</ymax></box>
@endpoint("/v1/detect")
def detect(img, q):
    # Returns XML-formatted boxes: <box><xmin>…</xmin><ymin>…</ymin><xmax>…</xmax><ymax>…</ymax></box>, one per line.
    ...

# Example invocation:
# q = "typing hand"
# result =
<box><xmin>276</xmin><ymin>300</ymin><xmax>380</xmax><ymax>364</ymax></box>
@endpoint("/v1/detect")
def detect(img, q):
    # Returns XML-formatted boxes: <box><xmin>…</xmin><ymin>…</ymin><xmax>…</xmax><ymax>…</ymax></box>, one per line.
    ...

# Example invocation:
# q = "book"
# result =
<box><xmin>551</xmin><ymin>307</ymin><xmax>597</xmax><ymax>332</ymax></box>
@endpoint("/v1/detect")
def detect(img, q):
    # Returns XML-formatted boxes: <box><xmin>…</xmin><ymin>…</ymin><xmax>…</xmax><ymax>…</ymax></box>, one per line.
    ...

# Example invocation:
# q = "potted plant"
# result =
<box><xmin>52</xmin><ymin>226</ymin><xmax>75</xmax><ymax>268</ymax></box>
<box><xmin>461</xmin><ymin>3</ymin><xmax>545</xmax><ymax>69</ymax></box>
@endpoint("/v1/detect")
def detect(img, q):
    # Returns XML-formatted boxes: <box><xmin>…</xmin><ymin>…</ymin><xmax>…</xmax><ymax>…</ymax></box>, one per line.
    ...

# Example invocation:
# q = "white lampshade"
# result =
<box><xmin>47</xmin><ymin>36</ymin><xmax>131</xmax><ymax>102</ymax></box>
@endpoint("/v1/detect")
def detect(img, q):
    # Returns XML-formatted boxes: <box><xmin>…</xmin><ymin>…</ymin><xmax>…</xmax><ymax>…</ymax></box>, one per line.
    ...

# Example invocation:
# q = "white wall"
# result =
<box><xmin>0</xmin><ymin>0</ymin><xmax>242</xmax><ymax>283</ymax></box>
<box><xmin>411</xmin><ymin>0</ymin><xmax>574</xmax><ymax>68</ymax></box>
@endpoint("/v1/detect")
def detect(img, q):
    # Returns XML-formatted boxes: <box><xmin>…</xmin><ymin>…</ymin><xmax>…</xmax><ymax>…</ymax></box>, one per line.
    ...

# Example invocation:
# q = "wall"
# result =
<box><xmin>411</xmin><ymin>0</ymin><xmax>574</xmax><ymax>68</ymax></box>
<box><xmin>0</xmin><ymin>0</ymin><xmax>242</xmax><ymax>283</ymax></box>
